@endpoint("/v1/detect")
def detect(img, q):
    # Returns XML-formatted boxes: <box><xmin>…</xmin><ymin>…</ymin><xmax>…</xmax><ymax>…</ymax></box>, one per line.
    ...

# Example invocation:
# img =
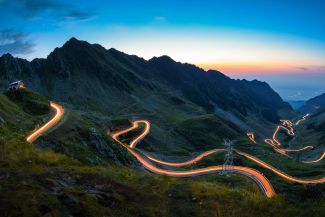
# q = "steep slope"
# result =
<box><xmin>147</xmin><ymin>56</ymin><xmax>291</xmax><ymax>119</ymax></box>
<box><xmin>1</xmin><ymin>90</ymin><xmax>324</xmax><ymax>217</ymax></box>
<box><xmin>1</xmin><ymin>40</ymin><xmax>324</xmax><ymax>216</ymax></box>
<box><xmin>0</xmin><ymin>38</ymin><xmax>293</xmax><ymax>152</ymax></box>
<box><xmin>287</xmin><ymin>109</ymin><xmax>325</xmax><ymax>162</ymax></box>
<box><xmin>300</xmin><ymin>92</ymin><xmax>325</xmax><ymax>113</ymax></box>
<box><xmin>303</xmin><ymin>109</ymin><xmax>325</xmax><ymax>144</ymax></box>
<box><xmin>0</xmin><ymin>38</ymin><xmax>291</xmax><ymax>115</ymax></box>
<box><xmin>2</xmin><ymin>92</ymin><xmax>294</xmax><ymax>217</ymax></box>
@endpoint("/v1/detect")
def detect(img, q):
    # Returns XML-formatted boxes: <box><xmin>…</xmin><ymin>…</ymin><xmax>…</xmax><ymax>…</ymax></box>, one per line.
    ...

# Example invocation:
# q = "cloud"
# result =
<box><xmin>1</xmin><ymin>0</ymin><xmax>96</xmax><ymax>21</ymax></box>
<box><xmin>0</xmin><ymin>30</ymin><xmax>34</xmax><ymax>55</ymax></box>
<box><xmin>289</xmin><ymin>91</ymin><xmax>302</xmax><ymax>99</ymax></box>
<box><xmin>296</xmin><ymin>67</ymin><xmax>308</xmax><ymax>71</ymax></box>
<box><xmin>62</xmin><ymin>10</ymin><xmax>96</xmax><ymax>21</ymax></box>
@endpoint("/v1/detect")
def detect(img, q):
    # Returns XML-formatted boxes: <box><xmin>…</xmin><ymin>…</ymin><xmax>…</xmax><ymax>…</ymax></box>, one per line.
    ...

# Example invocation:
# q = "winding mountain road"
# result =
<box><xmin>26</xmin><ymin>102</ymin><xmax>64</xmax><ymax>143</ymax></box>
<box><xmin>111</xmin><ymin>120</ymin><xmax>325</xmax><ymax>196</ymax></box>
<box><xmin>261</xmin><ymin>114</ymin><xmax>325</xmax><ymax>162</ymax></box>
<box><xmin>26</xmin><ymin>102</ymin><xmax>324</xmax><ymax>199</ymax></box>
<box><xmin>111</xmin><ymin>121</ymin><xmax>275</xmax><ymax>198</ymax></box>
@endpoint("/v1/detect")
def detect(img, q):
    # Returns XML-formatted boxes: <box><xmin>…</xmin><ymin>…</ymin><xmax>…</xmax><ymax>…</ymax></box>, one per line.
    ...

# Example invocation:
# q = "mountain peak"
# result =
<box><xmin>48</xmin><ymin>37</ymin><xmax>101</xmax><ymax>59</ymax></box>
<box><xmin>63</xmin><ymin>37</ymin><xmax>89</xmax><ymax>48</ymax></box>
<box><xmin>69</xmin><ymin>37</ymin><xmax>78</xmax><ymax>41</ymax></box>
<box><xmin>0</xmin><ymin>53</ymin><xmax>14</xmax><ymax>59</ymax></box>
<box><xmin>206</xmin><ymin>69</ymin><xmax>227</xmax><ymax>78</ymax></box>
<box><xmin>149</xmin><ymin>55</ymin><xmax>175</xmax><ymax>63</ymax></box>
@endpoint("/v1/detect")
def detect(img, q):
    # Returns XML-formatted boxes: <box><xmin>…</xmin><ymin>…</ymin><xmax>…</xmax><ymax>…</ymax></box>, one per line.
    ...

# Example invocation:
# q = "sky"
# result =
<box><xmin>0</xmin><ymin>0</ymin><xmax>324</xmax><ymax>101</ymax></box>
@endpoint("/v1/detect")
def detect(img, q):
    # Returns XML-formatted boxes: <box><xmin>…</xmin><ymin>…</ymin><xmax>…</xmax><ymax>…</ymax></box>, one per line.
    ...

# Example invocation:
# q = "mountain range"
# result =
<box><xmin>1</xmin><ymin>38</ymin><xmax>324</xmax><ymax>217</ymax></box>
<box><xmin>299</xmin><ymin>93</ymin><xmax>325</xmax><ymax>113</ymax></box>
<box><xmin>0</xmin><ymin>37</ymin><xmax>292</xmax><ymax>130</ymax></box>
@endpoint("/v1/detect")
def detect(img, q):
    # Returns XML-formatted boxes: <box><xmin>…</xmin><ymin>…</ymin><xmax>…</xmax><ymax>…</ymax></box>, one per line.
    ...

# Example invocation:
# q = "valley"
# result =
<box><xmin>1</xmin><ymin>1</ymin><xmax>325</xmax><ymax>216</ymax></box>
<box><xmin>0</xmin><ymin>38</ymin><xmax>324</xmax><ymax>217</ymax></box>
<box><xmin>25</xmin><ymin>102</ymin><xmax>324</xmax><ymax>200</ymax></box>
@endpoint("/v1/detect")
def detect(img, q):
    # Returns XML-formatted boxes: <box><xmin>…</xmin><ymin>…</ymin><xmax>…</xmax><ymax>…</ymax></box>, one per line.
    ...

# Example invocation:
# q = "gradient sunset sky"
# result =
<box><xmin>1</xmin><ymin>0</ymin><xmax>324</xmax><ymax>100</ymax></box>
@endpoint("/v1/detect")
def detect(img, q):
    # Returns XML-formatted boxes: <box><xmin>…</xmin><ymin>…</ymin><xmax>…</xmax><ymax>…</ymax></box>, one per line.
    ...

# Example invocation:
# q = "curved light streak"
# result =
<box><xmin>112</xmin><ymin>121</ymin><xmax>277</xmax><ymax>197</ymax></box>
<box><xmin>271</xmin><ymin>125</ymin><xmax>295</xmax><ymax>147</ymax></box>
<box><xmin>303</xmin><ymin>151</ymin><xmax>325</xmax><ymax>163</ymax></box>
<box><xmin>26</xmin><ymin>101</ymin><xmax>322</xmax><ymax>198</ymax></box>
<box><xmin>112</xmin><ymin>119</ymin><xmax>325</xmax><ymax>192</ymax></box>
<box><xmin>237</xmin><ymin>151</ymin><xmax>325</xmax><ymax>184</ymax></box>
<box><xmin>247</xmin><ymin>132</ymin><xmax>257</xmax><ymax>144</ymax></box>
<box><xmin>144</xmin><ymin>149</ymin><xmax>221</xmax><ymax>167</ymax></box>
<box><xmin>295</xmin><ymin>114</ymin><xmax>310</xmax><ymax>126</ymax></box>
<box><xmin>26</xmin><ymin>102</ymin><xmax>64</xmax><ymax>143</ymax></box>
<box><xmin>263</xmin><ymin>115</ymin><xmax>318</xmax><ymax>159</ymax></box>
<box><xmin>283</xmin><ymin>146</ymin><xmax>314</xmax><ymax>152</ymax></box>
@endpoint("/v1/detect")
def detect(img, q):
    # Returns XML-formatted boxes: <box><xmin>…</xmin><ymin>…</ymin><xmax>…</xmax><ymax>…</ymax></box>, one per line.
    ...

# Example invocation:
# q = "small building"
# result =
<box><xmin>8</xmin><ymin>80</ymin><xmax>25</xmax><ymax>91</ymax></box>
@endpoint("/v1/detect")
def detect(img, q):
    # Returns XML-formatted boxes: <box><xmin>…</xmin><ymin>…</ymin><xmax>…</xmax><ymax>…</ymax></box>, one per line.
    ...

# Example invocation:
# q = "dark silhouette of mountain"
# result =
<box><xmin>0</xmin><ymin>37</ymin><xmax>292</xmax><ymax>126</ymax></box>
<box><xmin>3</xmin><ymin>39</ymin><xmax>324</xmax><ymax>215</ymax></box>
<box><xmin>299</xmin><ymin>93</ymin><xmax>325</xmax><ymax>113</ymax></box>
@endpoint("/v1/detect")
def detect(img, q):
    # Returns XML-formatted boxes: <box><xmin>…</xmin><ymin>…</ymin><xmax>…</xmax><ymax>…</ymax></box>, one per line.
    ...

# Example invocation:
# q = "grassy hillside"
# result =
<box><xmin>5</xmin><ymin>88</ymin><xmax>50</xmax><ymax>115</ymax></box>
<box><xmin>176</xmin><ymin>114</ymin><xmax>243</xmax><ymax>150</ymax></box>
<box><xmin>2</xmin><ymin>92</ymin><xmax>322</xmax><ymax>217</ymax></box>
<box><xmin>0</xmin><ymin>38</ymin><xmax>295</xmax><ymax>142</ymax></box>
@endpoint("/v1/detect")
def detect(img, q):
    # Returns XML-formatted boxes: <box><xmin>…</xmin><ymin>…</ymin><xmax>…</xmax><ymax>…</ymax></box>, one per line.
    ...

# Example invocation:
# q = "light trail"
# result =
<box><xmin>303</xmin><ymin>151</ymin><xmax>325</xmax><ymax>163</ymax></box>
<box><xmin>262</xmin><ymin>124</ymin><xmax>295</xmax><ymax>155</ymax></box>
<box><xmin>111</xmin><ymin>120</ymin><xmax>150</xmax><ymax>148</ymax></box>
<box><xmin>114</xmin><ymin>120</ymin><xmax>221</xmax><ymax>167</ymax></box>
<box><xmin>112</xmin><ymin>119</ymin><xmax>325</xmax><ymax>198</ymax></box>
<box><xmin>264</xmin><ymin>138</ymin><xmax>291</xmax><ymax>157</ymax></box>
<box><xmin>129</xmin><ymin>147</ymin><xmax>276</xmax><ymax>197</ymax></box>
<box><xmin>247</xmin><ymin>132</ymin><xmax>257</xmax><ymax>144</ymax></box>
<box><xmin>236</xmin><ymin>151</ymin><xmax>325</xmax><ymax>184</ymax></box>
<box><xmin>283</xmin><ymin>146</ymin><xmax>314</xmax><ymax>152</ymax></box>
<box><xmin>271</xmin><ymin>125</ymin><xmax>295</xmax><ymax>147</ymax></box>
<box><xmin>295</xmin><ymin>114</ymin><xmax>310</xmax><ymax>126</ymax></box>
<box><xmin>24</xmin><ymin>100</ymin><xmax>323</xmax><ymax>198</ymax></box>
<box><xmin>144</xmin><ymin>149</ymin><xmax>221</xmax><ymax>167</ymax></box>
<box><xmin>280</xmin><ymin>120</ymin><xmax>295</xmax><ymax>136</ymax></box>
<box><xmin>280</xmin><ymin>120</ymin><xmax>293</xmax><ymax>128</ymax></box>
<box><xmin>129</xmin><ymin>120</ymin><xmax>150</xmax><ymax>148</ymax></box>
<box><xmin>264</xmin><ymin>139</ymin><xmax>312</xmax><ymax>156</ymax></box>
<box><xmin>263</xmin><ymin>115</ymin><xmax>318</xmax><ymax>159</ymax></box>
<box><xmin>26</xmin><ymin>102</ymin><xmax>64</xmax><ymax>143</ymax></box>
<box><xmin>111</xmin><ymin>120</ymin><xmax>276</xmax><ymax>198</ymax></box>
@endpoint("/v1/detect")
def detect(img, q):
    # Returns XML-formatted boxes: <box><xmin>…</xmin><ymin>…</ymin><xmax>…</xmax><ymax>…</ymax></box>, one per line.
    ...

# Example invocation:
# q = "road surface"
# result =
<box><xmin>26</xmin><ymin>102</ymin><xmax>64</xmax><ymax>143</ymax></box>
<box><xmin>303</xmin><ymin>151</ymin><xmax>325</xmax><ymax>163</ymax></box>
<box><xmin>247</xmin><ymin>132</ymin><xmax>257</xmax><ymax>144</ymax></box>
<box><xmin>111</xmin><ymin>120</ymin><xmax>276</xmax><ymax>198</ymax></box>
<box><xmin>144</xmin><ymin>149</ymin><xmax>221</xmax><ymax>167</ymax></box>
<box><xmin>260</xmin><ymin>115</ymin><xmax>323</xmax><ymax>158</ymax></box>
<box><xmin>26</xmin><ymin>103</ymin><xmax>323</xmax><ymax>198</ymax></box>
<box><xmin>237</xmin><ymin>151</ymin><xmax>325</xmax><ymax>184</ymax></box>
<box><xmin>112</xmin><ymin>120</ymin><xmax>325</xmax><ymax>187</ymax></box>
<box><xmin>295</xmin><ymin>114</ymin><xmax>310</xmax><ymax>126</ymax></box>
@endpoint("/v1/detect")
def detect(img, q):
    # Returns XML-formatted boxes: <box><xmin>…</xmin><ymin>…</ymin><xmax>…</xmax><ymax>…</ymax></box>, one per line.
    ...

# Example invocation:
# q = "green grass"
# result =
<box><xmin>5</xmin><ymin>88</ymin><xmax>50</xmax><ymax>115</ymax></box>
<box><xmin>175</xmin><ymin>114</ymin><xmax>243</xmax><ymax>150</ymax></box>
<box><xmin>1</xmin><ymin>90</ymin><xmax>325</xmax><ymax>217</ymax></box>
<box><xmin>1</xmin><ymin>128</ymin><xmax>324</xmax><ymax>217</ymax></box>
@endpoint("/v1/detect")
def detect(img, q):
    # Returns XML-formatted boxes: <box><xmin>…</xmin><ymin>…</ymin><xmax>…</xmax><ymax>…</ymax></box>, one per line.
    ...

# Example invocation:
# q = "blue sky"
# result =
<box><xmin>0</xmin><ymin>0</ymin><xmax>324</xmax><ymax>100</ymax></box>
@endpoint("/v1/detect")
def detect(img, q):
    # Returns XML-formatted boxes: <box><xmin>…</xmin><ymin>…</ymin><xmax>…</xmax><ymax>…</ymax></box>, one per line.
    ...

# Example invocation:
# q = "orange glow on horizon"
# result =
<box><xmin>197</xmin><ymin>62</ymin><xmax>325</xmax><ymax>75</ymax></box>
